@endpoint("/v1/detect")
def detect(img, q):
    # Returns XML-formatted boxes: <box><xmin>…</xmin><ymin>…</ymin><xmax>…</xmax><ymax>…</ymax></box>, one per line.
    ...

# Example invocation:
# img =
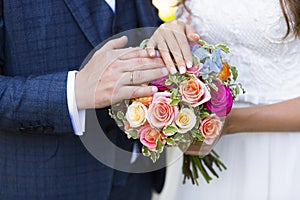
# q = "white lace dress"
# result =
<box><xmin>153</xmin><ymin>0</ymin><xmax>300</xmax><ymax>199</ymax></box>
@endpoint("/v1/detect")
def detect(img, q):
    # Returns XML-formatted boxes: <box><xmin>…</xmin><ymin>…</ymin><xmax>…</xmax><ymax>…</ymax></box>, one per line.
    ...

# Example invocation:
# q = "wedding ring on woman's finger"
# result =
<box><xmin>130</xmin><ymin>71</ymin><xmax>134</xmax><ymax>84</ymax></box>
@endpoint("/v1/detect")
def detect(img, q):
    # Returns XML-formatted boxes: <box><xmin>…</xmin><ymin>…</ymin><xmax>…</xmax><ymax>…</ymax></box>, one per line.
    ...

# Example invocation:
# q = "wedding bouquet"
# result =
<box><xmin>110</xmin><ymin>39</ymin><xmax>245</xmax><ymax>185</ymax></box>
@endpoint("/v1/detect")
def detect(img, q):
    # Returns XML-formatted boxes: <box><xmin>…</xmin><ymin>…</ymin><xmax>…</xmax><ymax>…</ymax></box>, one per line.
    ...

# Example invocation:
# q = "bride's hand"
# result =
<box><xmin>146</xmin><ymin>20</ymin><xmax>200</xmax><ymax>74</ymax></box>
<box><xmin>181</xmin><ymin>141</ymin><xmax>212</xmax><ymax>157</ymax></box>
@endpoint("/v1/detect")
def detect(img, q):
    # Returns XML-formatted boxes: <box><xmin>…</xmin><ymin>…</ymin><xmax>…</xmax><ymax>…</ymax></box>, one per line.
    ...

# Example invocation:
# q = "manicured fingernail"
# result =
<box><xmin>151</xmin><ymin>86</ymin><xmax>158</xmax><ymax>93</ymax></box>
<box><xmin>156</xmin><ymin>51</ymin><xmax>161</xmax><ymax>57</ymax></box>
<box><xmin>162</xmin><ymin>68</ymin><xmax>169</xmax><ymax>76</ymax></box>
<box><xmin>179</xmin><ymin>66</ymin><xmax>186</xmax><ymax>74</ymax></box>
<box><xmin>186</xmin><ymin>61</ymin><xmax>193</xmax><ymax>68</ymax></box>
<box><xmin>170</xmin><ymin>66</ymin><xmax>177</xmax><ymax>74</ymax></box>
<box><xmin>193</xmin><ymin>33</ymin><xmax>200</xmax><ymax>39</ymax></box>
<box><xmin>149</xmin><ymin>51</ymin><xmax>155</xmax><ymax>57</ymax></box>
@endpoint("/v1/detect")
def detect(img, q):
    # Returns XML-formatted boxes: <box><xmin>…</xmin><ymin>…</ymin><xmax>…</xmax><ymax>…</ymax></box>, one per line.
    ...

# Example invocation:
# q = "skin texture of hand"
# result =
<box><xmin>183</xmin><ymin>141</ymin><xmax>213</xmax><ymax>157</ymax></box>
<box><xmin>75</xmin><ymin>36</ymin><xmax>169</xmax><ymax>110</ymax></box>
<box><xmin>146</xmin><ymin>20</ymin><xmax>200</xmax><ymax>74</ymax></box>
<box><xmin>223</xmin><ymin>97</ymin><xmax>300</xmax><ymax>134</ymax></box>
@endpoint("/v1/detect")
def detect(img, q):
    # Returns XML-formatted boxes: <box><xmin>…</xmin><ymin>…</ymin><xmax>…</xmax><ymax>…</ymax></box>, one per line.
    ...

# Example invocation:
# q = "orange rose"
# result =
<box><xmin>180</xmin><ymin>78</ymin><xmax>211</xmax><ymax>107</ymax></box>
<box><xmin>218</xmin><ymin>62</ymin><xmax>231</xmax><ymax>81</ymax></box>
<box><xmin>200</xmin><ymin>114</ymin><xmax>223</xmax><ymax>145</ymax></box>
<box><xmin>147</xmin><ymin>92</ymin><xmax>178</xmax><ymax>129</ymax></box>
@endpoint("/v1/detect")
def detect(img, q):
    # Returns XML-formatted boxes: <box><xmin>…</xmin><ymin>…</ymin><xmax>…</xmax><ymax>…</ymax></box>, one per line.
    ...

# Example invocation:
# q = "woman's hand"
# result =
<box><xmin>182</xmin><ymin>141</ymin><xmax>213</xmax><ymax>157</ymax></box>
<box><xmin>146</xmin><ymin>20</ymin><xmax>200</xmax><ymax>74</ymax></box>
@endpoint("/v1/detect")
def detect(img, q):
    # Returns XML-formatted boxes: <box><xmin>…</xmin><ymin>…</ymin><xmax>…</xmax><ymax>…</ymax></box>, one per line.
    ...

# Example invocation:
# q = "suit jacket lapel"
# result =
<box><xmin>63</xmin><ymin>0</ymin><xmax>114</xmax><ymax>47</ymax></box>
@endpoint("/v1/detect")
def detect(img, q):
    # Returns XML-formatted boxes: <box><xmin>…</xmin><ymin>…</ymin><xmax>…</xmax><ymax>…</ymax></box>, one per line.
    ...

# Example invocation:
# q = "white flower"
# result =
<box><xmin>125</xmin><ymin>102</ymin><xmax>148</xmax><ymax>128</ymax></box>
<box><xmin>175</xmin><ymin>108</ymin><xmax>197</xmax><ymax>133</ymax></box>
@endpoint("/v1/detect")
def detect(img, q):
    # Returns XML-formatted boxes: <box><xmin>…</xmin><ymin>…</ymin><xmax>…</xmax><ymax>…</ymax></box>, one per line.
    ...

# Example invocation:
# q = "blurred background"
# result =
<box><xmin>152</xmin><ymin>0</ymin><xmax>178</xmax><ymax>22</ymax></box>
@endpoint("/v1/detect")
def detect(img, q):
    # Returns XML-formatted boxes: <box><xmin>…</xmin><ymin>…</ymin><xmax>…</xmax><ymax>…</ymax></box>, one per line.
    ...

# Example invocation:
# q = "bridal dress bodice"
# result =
<box><xmin>153</xmin><ymin>1</ymin><xmax>300</xmax><ymax>200</ymax></box>
<box><xmin>177</xmin><ymin>0</ymin><xmax>300</xmax><ymax>105</ymax></box>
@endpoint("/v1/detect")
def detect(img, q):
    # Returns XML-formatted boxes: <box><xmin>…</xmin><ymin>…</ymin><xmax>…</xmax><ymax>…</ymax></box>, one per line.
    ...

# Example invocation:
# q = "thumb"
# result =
<box><xmin>185</xmin><ymin>25</ymin><xmax>200</xmax><ymax>42</ymax></box>
<box><xmin>102</xmin><ymin>36</ymin><xmax>128</xmax><ymax>51</ymax></box>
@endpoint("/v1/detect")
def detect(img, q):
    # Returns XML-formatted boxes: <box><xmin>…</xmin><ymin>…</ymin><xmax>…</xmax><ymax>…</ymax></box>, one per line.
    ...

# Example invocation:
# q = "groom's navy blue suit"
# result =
<box><xmin>0</xmin><ymin>0</ymin><xmax>164</xmax><ymax>199</ymax></box>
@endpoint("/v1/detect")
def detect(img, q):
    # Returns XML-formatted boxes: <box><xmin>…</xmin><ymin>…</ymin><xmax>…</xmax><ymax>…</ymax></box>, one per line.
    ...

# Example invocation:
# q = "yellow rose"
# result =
<box><xmin>126</xmin><ymin>102</ymin><xmax>148</xmax><ymax>128</ymax></box>
<box><xmin>175</xmin><ymin>108</ymin><xmax>197</xmax><ymax>133</ymax></box>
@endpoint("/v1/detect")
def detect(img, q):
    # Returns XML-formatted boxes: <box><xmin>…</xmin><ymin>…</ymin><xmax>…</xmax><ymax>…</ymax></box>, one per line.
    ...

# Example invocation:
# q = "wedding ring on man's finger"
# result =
<box><xmin>130</xmin><ymin>71</ymin><xmax>134</xmax><ymax>84</ymax></box>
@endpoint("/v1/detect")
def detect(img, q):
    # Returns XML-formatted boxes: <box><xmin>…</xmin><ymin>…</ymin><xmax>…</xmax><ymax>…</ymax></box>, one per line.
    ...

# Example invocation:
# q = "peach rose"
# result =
<box><xmin>125</xmin><ymin>101</ymin><xmax>147</xmax><ymax>128</ymax></box>
<box><xmin>180</xmin><ymin>78</ymin><xmax>211</xmax><ymax>107</ymax></box>
<box><xmin>131</xmin><ymin>96</ymin><xmax>153</xmax><ymax>107</ymax></box>
<box><xmin>147</xmin><ymin>92</ymin><xmax>178</xmax><ymax>129</ymax></box>
<box><xmin>200</xmin><ymin>114</ymin><xmax>223</xmax><ymax>145</ymax></box>
<box><xmin>175</xmin><ymin>108</ymin><xmax>197</xmax><ymax>133</ymax></box>
<box><xmin>139</xmin><ymin>124</ymin><xmax>161</xmax><ymax>151</ymax></box>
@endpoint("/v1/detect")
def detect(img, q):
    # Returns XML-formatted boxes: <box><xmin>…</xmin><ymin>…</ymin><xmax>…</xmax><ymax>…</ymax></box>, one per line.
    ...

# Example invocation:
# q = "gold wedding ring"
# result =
<box><xmin>130</xmin><ymin>71</ymin><xmax>134</xmax><ymax>84</ymax></box>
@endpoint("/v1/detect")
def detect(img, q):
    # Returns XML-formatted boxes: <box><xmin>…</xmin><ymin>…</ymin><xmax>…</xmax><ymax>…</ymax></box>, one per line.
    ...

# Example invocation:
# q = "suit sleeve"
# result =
<box><xmin>0</xmin><ymin>1</ymin><xmax>73</xmax><ymax>134</ymax></box>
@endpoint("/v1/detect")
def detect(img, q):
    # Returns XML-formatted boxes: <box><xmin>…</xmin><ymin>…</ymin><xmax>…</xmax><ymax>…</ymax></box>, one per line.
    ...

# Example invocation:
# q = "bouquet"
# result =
<box><xmin>110</xmin><ymin>39</ymin><xmax>245</xmax><ymax>185</ymax></box>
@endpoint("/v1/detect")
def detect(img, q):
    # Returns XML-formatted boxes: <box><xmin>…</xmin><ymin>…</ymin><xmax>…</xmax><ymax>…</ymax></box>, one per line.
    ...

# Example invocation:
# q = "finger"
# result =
<box><xmin>102</xmin><ymin>36</ymin><xmax>128</xmax><ymax>51</ymax></box>
<box><xmin>145</xmin><ymin>38</ymin><xmax>157</xmax><ymax>57</ymax></box>
<box><xmin>122</xmin><ymin>67</ymin><xmax>169</xmax><ymax>85</ymax></box>
<box><xmin>118</xmin><ymin>48</ymin><xmax>160</xmax><ymax>60</ymax></box>
<box><xmin>115</xmin><ymin>58</ymin><xmax>165</xmax><ymax>72</ymax></box>
<box><xmin>173</xmin><ymin>30</ymin><xmax>193</xmax><ymax>69</ymax></box>
<box><xmin>118</xmin><ymin>85</ymin><xmax>159</xmax><ymax>101</ymax></box>
<box><xmin>157</xmin><ymin>41</ymin><xmax>177</xmax><ymax>74</ymax></box>
<box><xmin>186</xmin><ymin>24</ymin><xmax>200</xmax><ymax>42</ymax></box>
<box><xmin>161</xmin><ymin>30</ymin><xmax>187</xmax><ymax>74</ymax></box>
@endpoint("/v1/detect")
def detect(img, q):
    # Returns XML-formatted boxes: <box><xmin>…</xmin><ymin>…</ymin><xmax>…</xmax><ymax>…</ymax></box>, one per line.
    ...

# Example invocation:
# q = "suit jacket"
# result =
<box><xmin>0</xmin><ymin>0</ymin><xmax>164</xmax><ymax>199</ymax></box>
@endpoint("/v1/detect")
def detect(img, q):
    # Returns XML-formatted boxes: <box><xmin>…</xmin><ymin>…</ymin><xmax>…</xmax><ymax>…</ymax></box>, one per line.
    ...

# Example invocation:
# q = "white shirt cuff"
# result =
<box><xmin>67</xmin><ymin>71</ymin><xmax>86</xmax><ymax>136</ymax></box>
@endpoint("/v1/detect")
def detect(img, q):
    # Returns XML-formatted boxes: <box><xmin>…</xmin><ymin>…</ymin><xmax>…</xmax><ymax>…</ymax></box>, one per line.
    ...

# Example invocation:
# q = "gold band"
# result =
<box><xmin>130</xmin><ymin>71</ymin><xmax>134</xmax><ymax>84</ymax></box>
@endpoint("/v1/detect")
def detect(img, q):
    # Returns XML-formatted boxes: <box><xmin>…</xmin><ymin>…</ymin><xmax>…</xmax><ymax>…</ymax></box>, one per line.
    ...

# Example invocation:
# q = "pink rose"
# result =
<box><xmin>147</xmin><ymin>92</ymin><xmax>178</xmax><ymax>129</ymax></box>
<box><xmin>200</xmin><ymin>114</ymin><xmax>223</xmax><ymax>145</ymax></box>
<box><xmin>206</xmin><ymin>81</ymin><xmax>233</xmax><ymax>117</ymax></box>
<box><xmin>180</xmin><ymin>78</ymin><xmax>211</xmax><ymax>107</ymax></box>
<box><xmin>139</xmin><ymin>124</ymin><xmax>161</xmax><ymax>151</ymax></box>
<box><xmin>149</xmin><ymin>76</ymin><xmax>175</xmax><ymax>91</ymax></box>
<box><xmin>186</xmin><ymin>63</ymin><xmax>203</xmax><ymax>77</ymax></box>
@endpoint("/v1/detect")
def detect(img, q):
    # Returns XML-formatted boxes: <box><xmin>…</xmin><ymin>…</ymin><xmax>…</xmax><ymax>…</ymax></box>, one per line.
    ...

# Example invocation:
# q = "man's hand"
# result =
<box><xmin>75</xmin><ymin>36</ymin><xmax>169</xmax><ymax>110</ymax></box>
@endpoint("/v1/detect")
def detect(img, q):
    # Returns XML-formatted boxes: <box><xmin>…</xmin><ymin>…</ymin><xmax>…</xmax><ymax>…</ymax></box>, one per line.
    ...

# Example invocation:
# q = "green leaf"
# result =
<box><xmin>192</xmin><ymin>131</ymin><xmax>204</xmax><ymax>141</ymax></box>
<box><xmin>216</xmin><ymin>44</ymin><xmax>230</xmax><ymax>54</ymax></box>
<box><xmin>163</xmin><ymin>125</ymin><xmax>178</xmax><ymax>136</ymax></box>
<box><xmin>200</xmin><ymin>111</ymin><xmax>210</xmax><ymax>119</ymax></box>
<box><xmin>164</xmin><ymin>137</ymin><xmax>176</xmax><ymax>145</ymax></box>
<box><xmin>125</xmin><ymin>129</ymin><xmax>139</xmax><ymax>139</ymax></box>
<box><xmin>192</xmin><ymin>54</ymin><xmax>200</xmax><ymax>66</ymax></box>
<box><xmin>117</xmin><ymin>111</ymin><xmax>125</xmax><ymax>121</ymax></box>
<box><xmin>171</xmin><ymin>88</ymin><xmax>179</xmax><ymax>100</ymax></box>
<box><xmin>170</xmin><ymin>99</ymin><xmax>180</xmax><ymax>106</ymax></box>
<box><xmin>142</xmin><ymin>146</ymin><xmax>151</xmax><ymax>157</ymax></box>
<box><xmin>198</xmin><ymin>40</ymin><xmax>206</xmax><ymax>46</ymax></box>
<box><xmin>156</xmin><ymin>138</ymin><xmax>164</xmax><ymax>154</ymax></box>
<box><xmin>165</xmin><ymin>79</ymin><xmax>173</xmax><ymax>86</ymax></box>
<box><xmin>230</xmin><ymin>66</ymin><xmax>238</xmax><ymax>81</ymax></box>
<box><xmin>150</xmin><ymin>151</ymin><xmax>160</xmax><ymax>163</ymax></box>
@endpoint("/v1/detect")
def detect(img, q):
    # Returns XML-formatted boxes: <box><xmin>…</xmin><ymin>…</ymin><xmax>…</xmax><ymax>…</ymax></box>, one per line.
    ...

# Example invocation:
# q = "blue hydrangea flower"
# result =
<box><xmin>192</xmin><ymin>44</ymin><xmax>209</xmax><ymax>61</ymax></box>
<box><xmin>201</xmin><ymin>48</ymin><xmax>222</xmax><ymax>74</ymax></box>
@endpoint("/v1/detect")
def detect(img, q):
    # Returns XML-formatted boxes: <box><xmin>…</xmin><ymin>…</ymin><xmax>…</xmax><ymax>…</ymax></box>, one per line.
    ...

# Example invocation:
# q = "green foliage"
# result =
<box><xmin>163</xmin><ymin>125</ymin><xmax>178</xmax><ymax>136</ymax></box>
